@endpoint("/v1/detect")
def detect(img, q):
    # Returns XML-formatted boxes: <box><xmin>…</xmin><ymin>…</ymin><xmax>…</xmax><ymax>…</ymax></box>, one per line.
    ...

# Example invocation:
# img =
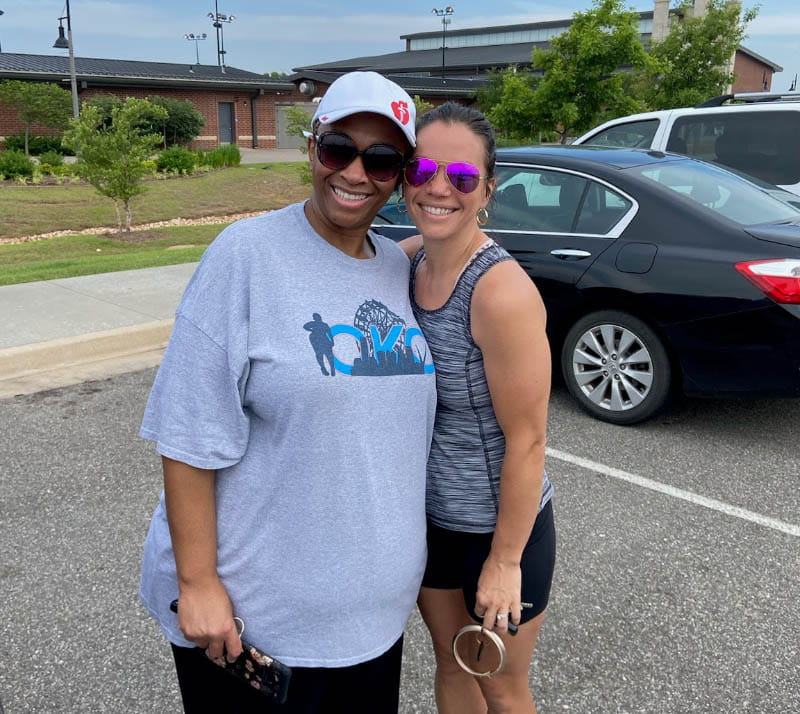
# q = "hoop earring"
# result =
<box><xmin>397</xmin><ymin>199</ymin><xmax>407</xmax><ymax>214</ymax></box>
<box><xmin>476</xmin><ymin>207</ymin><xmax>489</xmax><ymax>226</ymax></box>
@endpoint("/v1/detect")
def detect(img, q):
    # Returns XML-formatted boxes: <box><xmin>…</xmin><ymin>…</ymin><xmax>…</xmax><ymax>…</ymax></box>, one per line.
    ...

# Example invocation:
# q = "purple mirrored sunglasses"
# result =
<box><xmin>404</xmin><ymin>157</ymin><xmax>487</xmax><ymax>194</ymax></box>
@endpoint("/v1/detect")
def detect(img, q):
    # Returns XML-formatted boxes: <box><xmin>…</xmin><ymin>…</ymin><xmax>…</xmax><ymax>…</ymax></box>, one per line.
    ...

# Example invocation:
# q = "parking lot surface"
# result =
<box><xmin>1</xmin><ymin>371</ymin><xmax>797</xmax><ymax>713</ymax></box>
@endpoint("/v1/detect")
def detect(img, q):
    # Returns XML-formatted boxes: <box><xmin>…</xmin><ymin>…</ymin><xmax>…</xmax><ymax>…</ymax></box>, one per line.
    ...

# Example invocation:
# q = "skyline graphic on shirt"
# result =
<box><xmin>303</xmin><ymin>300</ymin><xmax>434</xmax><ymax>377</ymax></box>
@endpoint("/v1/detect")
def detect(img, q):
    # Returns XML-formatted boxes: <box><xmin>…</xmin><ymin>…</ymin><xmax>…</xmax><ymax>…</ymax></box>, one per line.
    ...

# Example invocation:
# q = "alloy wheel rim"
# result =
<box><xmin>572</xmin><ymin>323</ymin><xmax>654</xmax><ymax>412</ymax></box>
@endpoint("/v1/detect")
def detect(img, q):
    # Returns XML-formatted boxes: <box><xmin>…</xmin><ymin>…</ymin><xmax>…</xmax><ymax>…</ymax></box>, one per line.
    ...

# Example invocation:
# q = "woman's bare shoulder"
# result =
<box><xmin>472</xmin><ymin>258</ymin><xmax>546</xmax><ymax>329</ymax></box>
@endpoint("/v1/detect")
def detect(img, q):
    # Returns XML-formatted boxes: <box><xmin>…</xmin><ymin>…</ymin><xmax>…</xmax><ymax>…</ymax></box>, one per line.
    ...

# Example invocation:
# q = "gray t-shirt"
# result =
<box><xmin>139</xmin><ymin>202</ymin><xmax>436</xmax><ymax>667</ymax></box>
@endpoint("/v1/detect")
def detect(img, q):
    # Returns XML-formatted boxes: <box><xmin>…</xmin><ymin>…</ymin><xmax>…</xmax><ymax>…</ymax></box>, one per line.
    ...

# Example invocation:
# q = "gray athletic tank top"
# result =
<box><xmin>411</xmin><ymin>241</ymin><xmax>553</xmax><ymax>533</ymax></box>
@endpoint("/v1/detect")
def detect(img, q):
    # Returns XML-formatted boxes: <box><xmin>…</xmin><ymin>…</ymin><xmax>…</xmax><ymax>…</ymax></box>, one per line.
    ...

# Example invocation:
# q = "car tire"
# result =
<box><xmin>561</xmin><ymin>311</ymin><xmax>672</xmax><ymax>425</ymax></box>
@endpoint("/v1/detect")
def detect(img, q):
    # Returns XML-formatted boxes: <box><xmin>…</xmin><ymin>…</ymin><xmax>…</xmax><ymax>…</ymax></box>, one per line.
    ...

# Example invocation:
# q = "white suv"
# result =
<box><xmin>572</xmin><ymin>93</ymin><xmax>800</xmax><ymax>199</ymax></box>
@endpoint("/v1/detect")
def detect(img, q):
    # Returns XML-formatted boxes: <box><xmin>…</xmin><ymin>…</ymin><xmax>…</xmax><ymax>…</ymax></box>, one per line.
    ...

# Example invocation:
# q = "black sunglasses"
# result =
<box><xmin>314</xmin><ymin>131</ymin><xmax>405</xmax><ymax>182</ymax></box>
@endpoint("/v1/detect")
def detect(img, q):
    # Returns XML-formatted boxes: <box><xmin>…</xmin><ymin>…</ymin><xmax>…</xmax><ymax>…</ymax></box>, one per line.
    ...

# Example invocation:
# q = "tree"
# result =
<box><xmin>282</xmin><ymin>104</ymin><xmax>314</xmax><ymax>184</ymax></box>
<box><xmin>642</xmin><ymin>0</ymin><xmax>759</xmax><ymax>109</ymax></box>
<box><xmin>475</xmin><ymin>67</ymin><xmax>513</xmax><ymax>117</ymax></box>
<box><xmin>0</xmin><ymin>81</ymin><xmax>73</xmax><ymax>154</ymax></box>
<box><xmin>484</xmin><ymin>68</ymin><xmax>542</xmax><ymax>141</ymax></box>
<box><xmin>265</xmin><ymin>71</ymin><xmax>289</xmax><ymax>79</ymax></box>
<box><xmin>83</xmin><ymin>93</ymin><xmax>122</xmax><ymax>129</ymax></box>
<box><xmin>63</xmin><ymin>98</ymin><xmax>168</xmax><ymax>232</ymax></box>
<box><xmin>522</xmin><ymin>0</ymin><xmax>656</xmax><ymax>143</ymax></box>
<box><xmin>283</xmin><ymin>104</ymin><xmax>314</xmax><ymax>154</ymax></box>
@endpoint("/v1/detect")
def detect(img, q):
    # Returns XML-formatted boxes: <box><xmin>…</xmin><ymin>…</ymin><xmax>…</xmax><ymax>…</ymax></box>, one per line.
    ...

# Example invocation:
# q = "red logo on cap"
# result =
<box><xmin>320</xmin><ymin>115</ymin><xmax>329</xmax><ymax>121</ymax></box>
<box><xmin>391</xmin><ymin>101</ymin><xmax>410</xmax><ymax>125</ymax></box>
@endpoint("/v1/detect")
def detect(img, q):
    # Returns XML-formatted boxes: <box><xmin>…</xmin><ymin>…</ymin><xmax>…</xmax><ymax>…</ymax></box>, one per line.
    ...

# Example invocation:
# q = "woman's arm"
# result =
<box><xmin>163</xmin><ymin>456</ymin><xmax>243</xmax><ymax>661</ymax></box>
<box><xmin>470</xmin><ymin>259</ymin><xmax>551</xmax><ymax>633</ymax></box>
<box><xmin>398</xmin><ymin>234</ymin><xmax>424</xmax><ymax>261</ymax></box>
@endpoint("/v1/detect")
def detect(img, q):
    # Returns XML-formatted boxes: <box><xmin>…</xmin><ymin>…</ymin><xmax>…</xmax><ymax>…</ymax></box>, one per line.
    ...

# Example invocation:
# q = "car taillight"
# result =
<box><xmin>735</xmin><ymin>259</ymin><xmax>800</xmax><ymax>304</ymax></box>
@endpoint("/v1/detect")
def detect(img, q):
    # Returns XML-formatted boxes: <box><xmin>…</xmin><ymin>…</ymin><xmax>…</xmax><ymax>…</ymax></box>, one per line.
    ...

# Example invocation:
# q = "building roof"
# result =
<box><xmin>0</xmin><ymin>53</ymin><xmax>293</xmax><ymax>91</ymax></box>
<box><xmin>294</xmin><ymin>42</ymin><xmax>551</xmax><ymax>75</ymax></box>
<box><xmin>288</xmin><ymin>70</ymin><xmax>488</xmax><ymax>97</ymax></box>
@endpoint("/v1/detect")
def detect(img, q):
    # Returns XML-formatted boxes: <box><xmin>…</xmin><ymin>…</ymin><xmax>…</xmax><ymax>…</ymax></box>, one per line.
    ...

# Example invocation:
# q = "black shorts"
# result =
<box><xmin>171</xmin><ymin>635</ymin><xmax>403</xmax><ymax>713</ymax></box>
<box><xmin>422</xmin><ymin>500</ymin><xmax>556</xmax><ymax>623</ymax></box>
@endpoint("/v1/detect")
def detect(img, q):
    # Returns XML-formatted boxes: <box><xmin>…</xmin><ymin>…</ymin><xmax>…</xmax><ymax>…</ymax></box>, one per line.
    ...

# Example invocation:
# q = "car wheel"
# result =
<box><xmin>561</xmin><ymin>311</ymin><xmax>672</xmax><ymax>425</ymax></box>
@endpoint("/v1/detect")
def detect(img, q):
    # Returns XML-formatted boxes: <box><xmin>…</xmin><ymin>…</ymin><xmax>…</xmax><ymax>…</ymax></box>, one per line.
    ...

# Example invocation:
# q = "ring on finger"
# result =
<box><xmin>495</xmin><ymin>613</ymin><xmax>508</xmax><ymax>621</ymax></box>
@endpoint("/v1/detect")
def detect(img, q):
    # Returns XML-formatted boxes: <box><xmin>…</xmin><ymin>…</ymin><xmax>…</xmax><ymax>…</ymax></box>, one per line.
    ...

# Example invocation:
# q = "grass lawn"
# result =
<box><xmin>0</xmin><ymin>162</ymin><xmax>310</xmax><ymax>240</ymax></box>
<box><xmin>0</xmin><ymin>224</ymin><xmax>223</xmax><ymax>286</ymax></box>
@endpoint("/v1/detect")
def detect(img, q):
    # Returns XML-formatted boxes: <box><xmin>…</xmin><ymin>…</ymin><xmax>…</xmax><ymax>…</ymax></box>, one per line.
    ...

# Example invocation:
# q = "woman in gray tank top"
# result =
<box><xmin>400</xmin><ymin>103</ymin><xmax>555</xmax><ymax>713</ymax></box>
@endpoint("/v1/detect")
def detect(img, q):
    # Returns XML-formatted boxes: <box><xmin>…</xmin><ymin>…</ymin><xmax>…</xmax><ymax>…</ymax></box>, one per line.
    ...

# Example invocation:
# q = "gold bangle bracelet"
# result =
<box><xmin>452</xmin><ymin>624</ymin><xmax>506</xmax><ymax>677</ymax></box>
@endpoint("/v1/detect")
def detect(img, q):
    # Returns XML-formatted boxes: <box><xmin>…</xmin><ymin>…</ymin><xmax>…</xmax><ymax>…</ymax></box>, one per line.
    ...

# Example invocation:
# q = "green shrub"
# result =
<box><xmin>219</xmin><ymin>144</ymin><xmax>241</xmax><ymax>166</ymax></box>
<box><xmin>3</xmin><ymin>133</ymin><xmax>69</xmax><ymax>155</ymax></box>
<box><xmin>50</xmin><ymin>163</ymin><xmax>75</xmax><ymax>177</ymax></box>
<box><xmin>144</xmin><ymin>96</ymin><xmax>206</xmax><ymax>147</ymax></box>
<box><xmin>156</xmin><ymin>145</ymin><xmax>196</xmax><ymax>174</ymax></box>
<box><xmin>203</xmin><ymin>144</ymin><xmax>241</xmax><ymax>168</ymax></box>
<box><xmin>192</xmin><ymin>149</ymin><xmax>208</xmax><ymax>167</ymax></box>
<box><xmin>39</xmin><ymin>150</ymin><xmax>64</xmax><ymax>167</ymax></box>
<box><xmin>0</xmin><ymin>149</ymin><xmax>35</xmax><ymax>179</ymax></box>
<box><xmin>141</xmin><ymin>159</ymin><xmax>158</xmax><ymax>175</ymax></box>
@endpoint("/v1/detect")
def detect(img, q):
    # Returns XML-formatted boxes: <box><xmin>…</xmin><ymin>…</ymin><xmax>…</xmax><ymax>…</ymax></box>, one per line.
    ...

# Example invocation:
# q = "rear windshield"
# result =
<box><xmin>630</xmin><ymin>159</ymin><xmax>800</xmax><ymax>225</ymax></box>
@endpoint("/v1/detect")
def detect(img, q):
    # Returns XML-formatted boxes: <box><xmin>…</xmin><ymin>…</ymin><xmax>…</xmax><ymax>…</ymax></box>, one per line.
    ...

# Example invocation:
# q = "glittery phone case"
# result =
<box><xmin>217</xmin><ymin>639</ymin><xmax>292</xmax><ymax>704</ymax></box>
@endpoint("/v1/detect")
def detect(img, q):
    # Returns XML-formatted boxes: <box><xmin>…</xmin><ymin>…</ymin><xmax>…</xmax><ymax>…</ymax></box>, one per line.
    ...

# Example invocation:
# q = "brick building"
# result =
<box><xmin>0</xmin><ymin>53</ymin><xmax>303</xmax><ymax>149</ymax></box>
<box><xmin>0</xmin><ymin>53</ymin><xmax>482</xmax><ymax>151</ymax></box>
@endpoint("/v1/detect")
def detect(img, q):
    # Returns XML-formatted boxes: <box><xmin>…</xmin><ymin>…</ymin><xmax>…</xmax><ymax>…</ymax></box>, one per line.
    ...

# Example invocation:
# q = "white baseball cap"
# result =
<box><xmin>311</xmin><ymin>71</ymin><xmax>416</xmax><ymax>147</ymax></box>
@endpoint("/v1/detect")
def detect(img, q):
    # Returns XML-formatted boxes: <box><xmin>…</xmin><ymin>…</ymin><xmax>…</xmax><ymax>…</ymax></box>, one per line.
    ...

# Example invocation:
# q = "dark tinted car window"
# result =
<box><xmin>581</xmin><ymin>119</ymin><xmax>659</xmax><ymax>149</ymax></box>
<box><xmin>492</xmin><ymin>167</ymin><xmax>587</xmax><ymax>232</ymax></box>
<box><xmin>634</xmin><ymin>159</ymin><xmax>799</xmax><ymax>225</ymax></box>
<box><xmin>373</xmin><ymin>191</ymin><xmax>414</xmax><ymax>226</ymax></box>
<box><xmin>668</xmin><ymin>111</ymin><xmax>800</xmax><ymax>185</ymax></box>
<box><xmin>575</xmin><ymin>182</ymin><xmax>633</xmax><ymax>234</ymax></box>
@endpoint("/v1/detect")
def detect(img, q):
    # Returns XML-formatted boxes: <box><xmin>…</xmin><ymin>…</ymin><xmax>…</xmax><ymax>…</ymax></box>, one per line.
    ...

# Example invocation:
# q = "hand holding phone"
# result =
<box><xmin>170</xmin><ymin>599</ymin><xmax>292</xmax><ymax>704</ymax></box>
<box><xmin>171</xmin><ymin>579</ymin><xmax>243</xmax><ymax>662</ymax></box>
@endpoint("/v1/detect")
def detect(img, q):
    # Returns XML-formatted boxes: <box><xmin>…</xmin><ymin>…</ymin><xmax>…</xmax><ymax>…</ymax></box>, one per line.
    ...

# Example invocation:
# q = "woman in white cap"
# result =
<box><xmin>138</xmin><ymin>71</ymin><xmax>436</xmax><ymax>713</ymax></box>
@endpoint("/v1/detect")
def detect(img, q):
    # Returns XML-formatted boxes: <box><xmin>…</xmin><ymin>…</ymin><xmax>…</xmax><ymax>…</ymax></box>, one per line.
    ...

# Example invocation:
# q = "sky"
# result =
<box><xmin>0</xmin><ymin>1</ymin><xmax>797</xmax><ymax>89</ymax></box>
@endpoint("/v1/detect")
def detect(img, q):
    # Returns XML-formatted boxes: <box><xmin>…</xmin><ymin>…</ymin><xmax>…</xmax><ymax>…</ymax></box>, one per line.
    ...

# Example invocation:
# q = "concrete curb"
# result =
<box><xmin>0</xmin><ymin>319</ymin><xmax>173</xmax><ymax>381</ymax></box>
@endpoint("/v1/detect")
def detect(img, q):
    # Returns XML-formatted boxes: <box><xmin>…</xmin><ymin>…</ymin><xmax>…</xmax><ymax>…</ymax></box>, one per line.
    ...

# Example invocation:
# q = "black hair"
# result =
<box><xmin>415</xmin><ymin>102</ymin><xmax>497</xmax><ymax>186</ymax></box>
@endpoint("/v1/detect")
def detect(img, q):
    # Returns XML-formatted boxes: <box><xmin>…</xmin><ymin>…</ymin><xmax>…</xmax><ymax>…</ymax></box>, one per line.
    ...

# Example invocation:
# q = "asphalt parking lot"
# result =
<box><xmin>1</xmin><ymin>369</ymin><xmax>798</xmax><ymax>713</ymax></box>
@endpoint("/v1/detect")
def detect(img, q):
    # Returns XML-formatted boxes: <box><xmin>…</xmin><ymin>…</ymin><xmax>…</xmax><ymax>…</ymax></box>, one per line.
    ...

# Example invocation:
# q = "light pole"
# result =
<box><xmin>0</xmin><ymin>10</ymin><xmax>5</xmax><ymax>53</ymax></box>
<box><xmin>184</xmin><ymin>32</ymin><xmax>207</xmax><ymax>65</ymax></box>
<box><xmin>53</xmin><ymin>0</ymin><xmax>80</xmax><ymax>119</ymax></box>
<box><xmin>431</xmin><ymin>6</ymin><xmax>454</xmax><ymax>82</ymax></box>
<box><xmin>208</xmin><ymin>2</ymin><xmax>235</xmax><ymax>73</ymax></box>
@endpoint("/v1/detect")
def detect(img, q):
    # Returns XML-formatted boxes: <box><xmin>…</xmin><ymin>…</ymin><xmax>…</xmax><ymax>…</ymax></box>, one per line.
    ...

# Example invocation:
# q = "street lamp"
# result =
<box><xmin>431</xmin><ymin>6</ymin><xmax>454</xmax><ymax>82</ymax></box>
<box><xmin>0</xmin><ymin>10</ymin><xmax>5</xmax><ymax>53</ymax></box>
<box><xmin>53</xmin><ymin>0</ymin><xmax>80</xmax><ymax>119</ymax></box>
<box><xmin>184</xmin><ymin>32</ymin><xmax>207</xmax><ymax>65</ymax></box>
<box><xmin>208</xmin><ymin>2</ymin><xmax>235</xmax><ymax>73</ymax></box>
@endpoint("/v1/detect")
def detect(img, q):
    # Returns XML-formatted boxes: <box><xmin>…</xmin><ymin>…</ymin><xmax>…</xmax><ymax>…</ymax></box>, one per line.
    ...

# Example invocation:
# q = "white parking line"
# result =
<box><xmin>546</xmin><ymin>447</ymin><xmax>800</xmax><ymax>537</ymax></box>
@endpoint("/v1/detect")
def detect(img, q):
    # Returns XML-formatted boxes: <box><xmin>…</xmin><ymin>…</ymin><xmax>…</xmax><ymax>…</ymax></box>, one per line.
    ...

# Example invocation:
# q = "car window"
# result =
<box><xmin>575</xmin><ymin>182</ymin><xmax>633</xmax><ymax>234</ymax></box>
<box><xmin>492</xmin><ymin>167</ymin><xmax>588</xmax><ymax>232</ymax></box>
<box><xmin>668</xmin><ymin>111</ymin><xmax>800</xmax><ymax>186</ymax></box>
<box><xmin>373</xmin><ymin>190</ymin><xmax>414</xmax><ymax>226</ymax></box>
<box><xmin>634</xmin><ymin>159</ymin><xmax>800</xmax><ymax>225</ymax></box>
<box><xmin>582</xmin><ymin>119</ymin><xmax>659</xmax><ymax>149</ymax></box>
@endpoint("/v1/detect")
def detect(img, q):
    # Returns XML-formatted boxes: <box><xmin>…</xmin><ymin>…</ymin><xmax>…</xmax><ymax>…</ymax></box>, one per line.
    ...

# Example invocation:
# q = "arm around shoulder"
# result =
<box><xmin>398</xmin><ymin>234</ymin><xmax>424</xmax><ymax>262</ymax></box>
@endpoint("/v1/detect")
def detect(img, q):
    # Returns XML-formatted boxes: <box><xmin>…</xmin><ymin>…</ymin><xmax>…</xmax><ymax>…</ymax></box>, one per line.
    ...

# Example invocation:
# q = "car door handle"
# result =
<box><xmin>550</xmin><ymin>249</ymin><xmax>592</xmax><ymax>259</ymax></box>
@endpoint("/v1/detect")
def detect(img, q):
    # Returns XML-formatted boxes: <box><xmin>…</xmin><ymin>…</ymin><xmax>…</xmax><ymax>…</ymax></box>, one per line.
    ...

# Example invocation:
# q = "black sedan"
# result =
<box><xmin>374</xmin><ymin>146</ymin><xmax>800</xmax><ymax>425</ymax></box>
